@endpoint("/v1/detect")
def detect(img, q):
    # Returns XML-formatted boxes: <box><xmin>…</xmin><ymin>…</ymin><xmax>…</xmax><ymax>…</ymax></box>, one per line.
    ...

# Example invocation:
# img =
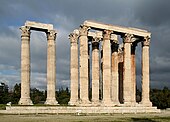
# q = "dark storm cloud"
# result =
<box><xmin>0</xmin><ymin>0</ymin><xmax>136</xmax><ymax>27</ymax></box>
<box><xmin>134</xmin><ymin>0</ymin><xmax>170</xmax><ymax>26</ymax></box>
<box><xmin>0</xmin><ymin>0</ymin><xmax>170</xmax><ymax>90</ymax></box>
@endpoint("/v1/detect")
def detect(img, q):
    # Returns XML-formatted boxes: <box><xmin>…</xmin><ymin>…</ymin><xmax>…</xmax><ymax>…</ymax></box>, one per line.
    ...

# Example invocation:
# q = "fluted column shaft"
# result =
<box><xmin>102</xmin><ymin>30</ymin><xmax>112</xmax><ymax>105</ymax></box>
<box><xmin>79</xmin><ymin>25</ymin><xmax>90</xmax><ymax>104</ymax></box>
<box><xmin>19</xmin><ymin>26</ymin><xmax>33</xmax><ymax>105</ymax></box>
<box><xmin>123</xmin><ymin>34</ymin><xmax>133</xmax><ymax>106</ymax></box>
<box><xmin>141</xmin><ymin>37</ymin><xmax>152</xmax><ymax>106</ymax></box>
<box><xmin>45</xmin><ymin>30</ymin><xmax>58</xmax><ymax>105</ymax></box>
<box><xmin>92</xmin><ymin>38</ymin><xmax>99</xmax><ymax>104</ymax></box>
<box><xmin>111</xmin><ymin>34</ymin><xmax>120</xmax><ymax>105</ymax></box>
<box><xmin>68</xmin><ymin>31</ymin><xmax>79</xmax><ymax>105</ymax></box>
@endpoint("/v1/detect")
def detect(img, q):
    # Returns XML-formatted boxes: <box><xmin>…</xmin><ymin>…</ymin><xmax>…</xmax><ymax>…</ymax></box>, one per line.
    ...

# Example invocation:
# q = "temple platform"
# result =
<box><xmin>1</xmin><ymin>106</ymin><xmax>160</xmax><ymax>114</ymax></box>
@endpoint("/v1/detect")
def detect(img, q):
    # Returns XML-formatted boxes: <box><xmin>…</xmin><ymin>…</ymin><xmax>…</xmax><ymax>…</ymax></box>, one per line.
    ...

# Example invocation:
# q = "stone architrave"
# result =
<box><xmin>79</xmin><ymin>25</ymin><xmax>90</xmax><ymax>104</ymax></box>
<box><xmin>140</xmin><ymin>37</ymin><xmax>152</xmax><ymax>107</ymax></box>
<box><xmin>91</xmin><ymin>37</ymin><xmax>100</xmax><ymax>104</ymax></box>
<box><xmin>45</xmin><ymin>30</ymin><xmax>58</xmax><ymax>105</ymax></box>
<box><xmin>123</xmin><ymin>33</ymin><xmax>134</xmax><ymax>106</ymax></box>
<box><xmin>68</xmin><ymin>30</ymin><xmax>79</xmax><ymax>105</ymax></box>
<box><xmin>102</xmin><ymin>30</ymin><xmax>113</xmax><ymax>106</ymax></box>
<box><xmin>19</xmin><ymin>26</ymin><xmax>33</xmax><ymax>105</ymax></box>
<box><xmin>111</xmin><ymin>34</ymin><xmax>120</xmax><ymax>105</ymax></box>
<box><xmin>131</xmin><ymin>42</ymin><xmax>137</xmax><ymax>104</ymax></box>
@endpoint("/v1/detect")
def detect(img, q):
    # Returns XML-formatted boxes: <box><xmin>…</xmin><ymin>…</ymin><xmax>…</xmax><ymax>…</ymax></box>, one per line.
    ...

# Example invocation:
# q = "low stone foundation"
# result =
<box><xmin>1</xmin><ymin>106</ymin><xmax>160</xmax><ymax>114</ymax></box>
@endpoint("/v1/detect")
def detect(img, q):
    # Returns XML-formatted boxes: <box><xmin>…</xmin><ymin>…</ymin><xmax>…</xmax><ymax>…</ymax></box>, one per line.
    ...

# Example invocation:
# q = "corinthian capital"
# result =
<box><xmin>79</xmin><ymin>25</ymin><xmax>90</xmax><ymax>36</ymax></box>
<box><xmin>103</xmin><ymin>30</ymin><xmax>112</xmax><ymax>40</ymax></box>
<box><xmin>110</xmin><ymin>34</ymin><xmax>118</xmax><ymax>44</ymax></box>
<box><xmin>142</xmin><ymin>36</ymin><xmax>150</xmax><ymax>46</ymax></box>
<box><xmin>20</xmin><ymin>26</ymin><xmax>30</xmax><ymax>37</ymax></box>
<box><xmin>47</xmin><ymin>30</ymin><xmax>57</xmax><ymax>40</ymax></box>
<box><xmin>123</xmin><ymin>33</ymin><xmax>135</xmax><ymax>43</ymax></box>
<box><xmin>69</xmin><ymin>30</ymin><xmax>79</xmax><ymax>43</ymax></box>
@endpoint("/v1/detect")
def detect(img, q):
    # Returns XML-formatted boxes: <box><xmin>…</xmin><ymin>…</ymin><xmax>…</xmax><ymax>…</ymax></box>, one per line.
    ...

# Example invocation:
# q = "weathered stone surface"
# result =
<box><xmin>140</xmin><ymin>37</ymin><xmax>152</xmax><ymax>107</ymax></box>
<box><xmin>102</xmin><ymin>30</ymin><xmax>113</xmax><ymax>106</ymax></box>
<box><xmin>4</xmin><ymin>106</ymin><xmax>160</xmax><ymax>114</ymax></box>
<box><xmin>19</xmin><ymin>26</ymin><xmax>33</xmax><ymax>105</ymax></box>
<box><xmin>91</xmin><ymin>37</ymin><xmax>100</xmax><ymax>104</ymax></box>
<box><xmin>79</xmin><ymin>25</ymin><xmax>90</xmax><ymax>104</ymax></box>
<box><xmin>83</xmin><ymin>20</ymin><xmax>151</xmax><ymax>37</ymax></box>
<box><xmin>123</xmin><ymin>34</ymin><xmax>133</xmax><ymax>106</ymax></box>
<box><xmin>45</xmin><ymin>30</ymin><xmax>58</xmax><ymax>105</ymax></box>
<box><xmin>88</xmin><ymin>31</ymin><xmax>103</xmax><ymax>38</ymax></box>
<box><xmin>111</xmin><ymin>34</ymin><xmax>120</xmax><ymax>105</ymax></box>
<box><xmin>68</xmin><ymin>30</ymin><xmax>79</xmax><ymax>105</ymax></box>
<box><xmin>25</xmin><ymin>21</ymin><xmax>53</xmax><ymax>30</ymax></box>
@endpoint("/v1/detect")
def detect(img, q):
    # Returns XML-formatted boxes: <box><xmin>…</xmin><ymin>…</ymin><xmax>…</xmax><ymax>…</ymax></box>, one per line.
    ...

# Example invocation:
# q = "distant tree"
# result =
<box><xmin>150</xmin><ymin>87</ymin><xmax>170</xmax><ymax>109</ymax></box>
<box><xmin>56</xmin><ymin>87</ymin><xmax>70</xmax><ymax>105</ymax></box>
<box><xmin>0</xmin><ymin>82</ymin><xmax>10</xmax><ymax>104</ymax></box>
<box><xmin>11</xmin><ymin>83</ymin><xmax>21</xmax><ymax>104</ymax></box>
<box><xmin>30</xmin><ymin>88</ymin><xmax>45</xmax><ymax>104</ymax></box>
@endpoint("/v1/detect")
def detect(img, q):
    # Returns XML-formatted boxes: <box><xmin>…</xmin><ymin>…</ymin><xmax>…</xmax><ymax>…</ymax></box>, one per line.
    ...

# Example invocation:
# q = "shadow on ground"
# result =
<box><xmin>131</xmin><ymin>118</ymin><xmax>157</xmax><ymax>122</ymax></box>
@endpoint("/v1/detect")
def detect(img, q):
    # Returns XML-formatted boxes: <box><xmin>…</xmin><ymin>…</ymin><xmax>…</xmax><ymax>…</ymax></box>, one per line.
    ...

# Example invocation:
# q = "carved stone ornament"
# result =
<box><xmin>20</xmin><ymin>26</ymin><xmax>30</xmax><ymax>37</ymax></box>
<box><xmin>142</xmin><ymin>36</ymin><xmax>150</xmax><ymax>46</ymax></box>
<box><xmin>103</xmin><ymin>30</ymin><xmax>112</xmax><ymax>40</ymax></box>
<box><xmin>47</xmin><ymin>30</ymin><xmax>57</xmax><ymax>40</ymax></box>
<box><xmin>69</xmin><ymin>32</ymin><xmax>79</xmax><ymax>43</ymax></box>
<box><xmin>79</xmin><ymin>25</ymin><xmax>90</xmax><ymax>36</ymax></box>
<box><xmin>110</xmin><ymin>34</ymin><xmax>118</xmax><ymax>44</ymax></box>
<box><xmin>123</xmin><ymin>33</ymin><xmax>134</xmax><ymax>43</ymax></box>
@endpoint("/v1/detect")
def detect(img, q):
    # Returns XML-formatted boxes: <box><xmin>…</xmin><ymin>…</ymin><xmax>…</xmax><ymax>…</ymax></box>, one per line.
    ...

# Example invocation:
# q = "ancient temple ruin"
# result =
<box><xmin>69</xmin><ymin>20</ymin><xmax>152</xmax><ymax>107</ymax></box>
<box><xmin>19</xmin><ymin>21</ymin><xmax>58</xmax><ymax>105</ymax></box>
<box><xmin>16</xmin><ymin>20</ymin><xmax>160</xmax><ymax>113</ymax></box>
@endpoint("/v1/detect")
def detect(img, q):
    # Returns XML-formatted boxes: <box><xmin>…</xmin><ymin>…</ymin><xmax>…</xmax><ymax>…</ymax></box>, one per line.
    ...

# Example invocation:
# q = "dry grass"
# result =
<box><xmin>0</xmin><ymin>111</ymin><xmax>170</xmax><ymax>122</ymax></box>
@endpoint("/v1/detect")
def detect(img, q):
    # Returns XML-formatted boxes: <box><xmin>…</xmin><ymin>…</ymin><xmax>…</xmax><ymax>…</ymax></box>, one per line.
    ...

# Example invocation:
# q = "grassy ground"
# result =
<box><xmin>0</xmin><ymin>112</ymin><xmax>170</xmax><ymax>122</ymax></box>
<box><xmin>0</xmin><ymin>104</ymin><xmax>6</xmax><ymax>110</ymax></box>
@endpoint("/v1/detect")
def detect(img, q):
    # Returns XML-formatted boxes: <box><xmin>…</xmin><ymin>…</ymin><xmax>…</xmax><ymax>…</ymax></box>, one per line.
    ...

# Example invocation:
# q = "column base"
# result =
<box><xmin>139</xmin><ymin>101</ymin><xmax>152</xmax><ymax>107</ymax></box>
<box><xmin>18</xmin><ymin>98</ymin><xmax>33</xmax><ymax>105</ymax></box>
<box><xmin>45</xmin><ymin>98</ymin><xmax>58</xmax><ymax>105</ymax></box>
<box><xmin>77</xmin><ymin>99</ymin><xmax>91</xmax><ymax>106</ymax></box>
<box><xmin>112</xmin><ymin>100</ymin><xmax>120</xmax><ymax>105</ymax></box>
<box><xmin>122</xmin><ymin>101</ymin><xmax>138</xmax><ymax>107</ymax></box>
<box><xmin>68</xmin><ymin>99</ymin><xmax>79</xmax><ymax>106</ymax></box>
<box><xmin>101</xmin><ymin>100</ymin><xmax>114</xmax><ymax>106</ymax></box>
<box><xmin>91</xmin><ymin>100</ymin><xmax>101</xmax><ymax>106</ymax></box>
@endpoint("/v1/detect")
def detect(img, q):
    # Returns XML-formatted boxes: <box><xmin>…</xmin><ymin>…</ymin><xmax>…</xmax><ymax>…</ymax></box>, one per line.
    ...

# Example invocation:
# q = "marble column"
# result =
<box><xmin>123</xmin><ymin>34</ymin><xmax>134</xmax><ymax>106</ymax></box>
<box><xmin>45</xmin><ymin>30</ymin><xmax>58</xmax><ymax>105</ymax></box>
<box><xmin>91</xmin><ymin>37</ymin><xmax>100</xmax><ymax>104</ymax></box>
<box><xmin>131</xmin><ymin>42</ymin><xmax>137</xmax><ymax>104</ymax></box>
<box><xmin>68</xmin><ymin>30</ymin><xmax>79</xmax><ymax>105</ymax></box>
<box><xmin>79</xmin><ymin>25</ymin><xmax>90</xmax><ymax>104</ymax></box>
<box><xmin>19</xmin><ymin>26</ymin><xmax>33</xmax><ymax>105</ymax></box>
<box><xmin>140</xmin><ymin>37</ymin><xmax>152</xmax><ymax>107</ymax></box>
<box><xmin>102</xmin><ymin>30</ymin><xmax>112</xmax><ymax>106</ymax></box>
<box><xmin>111</xmin><ymin>34</ymin><xmax>120</xmax><ymax>105</ymax></box>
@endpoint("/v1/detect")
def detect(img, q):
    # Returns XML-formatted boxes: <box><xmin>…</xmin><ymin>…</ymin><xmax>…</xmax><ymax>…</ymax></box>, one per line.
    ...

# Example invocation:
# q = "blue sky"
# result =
<box><xmin>0</xmin><ymin>0</ymin><xmax>170</xmax><ymax>90</ymax></box>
